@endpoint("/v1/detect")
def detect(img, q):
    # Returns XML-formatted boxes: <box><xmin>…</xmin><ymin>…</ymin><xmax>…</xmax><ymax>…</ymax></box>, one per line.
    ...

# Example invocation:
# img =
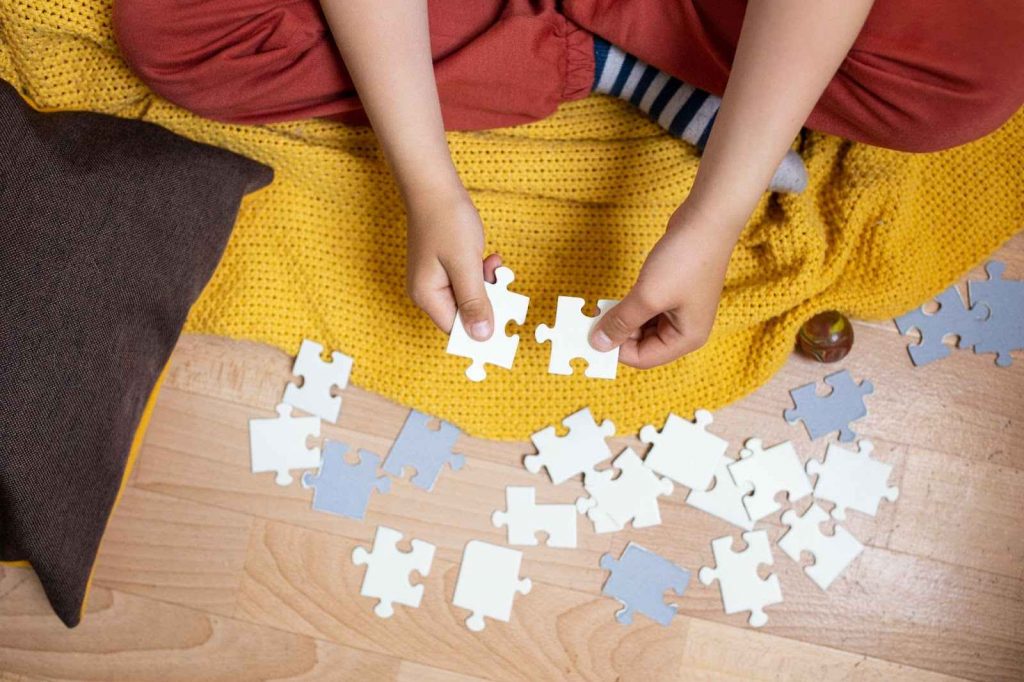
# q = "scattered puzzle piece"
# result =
<box><xmin>452</xmin><ymin>541</ymin><xmax>532</xmax><ymax>631</ymax></box>
<box><xmin>383</xmin><ymin>410</ymin><xmax>465</xmax><ymax>491</ymax></box>
<box><xmin>778</xmin><ymin>504</ymin><xmax>863</xmax><ymax>591</ymax></box>
<box><xmin>301</xmin><ymin>441</ymin><xmax>390</xmax><ymax>519</ymax></box>
<box><xmin>600</xmin><ymin>543</ymin><xmax>690</xmax><ymax>626</ymax></box>
<box><xmin>805</xmin><ymin>440</ymin><xmax>899</xmax><ymax>521</ymax></box>
<box><xmin>784</xmin><ymin>370</ymin><xmax>874</xmax><ymax>441</ymax></box>
<box><xmin>729</xmin><ymin>438</ymin><xmax>812</xmax><ymax>523</ymax></box>
<box><xmin>446</xmin><ymin>266</ymin><xmax>530</xmax><ymax>381</ymax></box>
<box><xmin>524</xmin><ymin>408</ymin><xmax>615</xmax><ymax>484</ymax></box>
<box><xmin>491</xmin><ymin>486</ymin><xmax>577</xmax><ymax>548</ymax></box>
<box><xmin>576</xmin><ymin>448</ymin><xmax>674</xmax><ymax>530</ymax></box>
<box><xmin>283</xmin><ymin>339</ymin><xmax>353</xmax><ymax>423</ymax></box>
<box><xmin>685</xmin><ymin>455</ymin><xmax>754</xmax><ymax>531</ymax></box>
<box><xmin>535</xmin><ymin>296</ymin><xmax>620</xmax><ymax>379</ymax></box>
<box><xmin>698</xmin><ymin>530</ymin><xmax>782</xmax><ymax>628</ymax></box>
<box><xmin>249</xmin><ymin>403</ymin><xmax>321</xmax><ymax>486</ymax></box>
<box><xmin>894</xmin><ymin>286</ymin><xmax>986</xmax><ymax>366</ymax></box>
<box><xmin>640</xmin><ymin>410</ymin><xmax>728</xmax><ymax>491</ymax></box>
<box><xmin>968</xmin><ymin>261</ymin><xmax>1024</xmax><ymax>367</ymax></box>
<box><xmin>351</xmin><ymin>526</ymin><xmax>435</xmax><ymax>618</ymax></box>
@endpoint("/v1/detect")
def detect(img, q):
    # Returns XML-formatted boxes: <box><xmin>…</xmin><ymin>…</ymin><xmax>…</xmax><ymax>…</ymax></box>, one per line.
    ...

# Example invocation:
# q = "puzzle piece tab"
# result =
<box><xmin>351</xmin><ymin>526</ymin><xmax>435</xmax><ymax>618</ymax></box>
<box><xmin>446</xmin><ymin>266</ymin><xmax>530</xmax><ymax>381</ymax></box>
<box><xmin>283</xmin><ymin>339</ymin><xmax>353</xmax><ymax>423</ymax></box>
<box><xmin>383</xmin><ymin>410</ymin><xmax>465</xmax><ymax>491</ymax></box>
<box><xmin>600</xmin><ymin>543</ymin><xmax>690</xmax><ymax>626</ymax></box>
<box><xmin>698</xmin><ymin>530</ymin><xmax>782</xmax><ymax>628</ymax></box>
<box><xmin>640</xmin><ymin>410</ymin><xmax>728</xmax><ymax>491</ymax></box>
<box><xmin>685</xmin><ymin>455</ymin><xmax>754</xmax><ymax>531</ymax></box>
<box><xmin>805</xmin><ymin>440</ymin><xmax>899</xmax><ymax>521</ymax></box>
<box><xmin>491</xmin><ymin>486</ymin><xmax>577</xmax><ymax>548</ymax></box>
<box><xmin>535</xmin><ymin>296</ymin><xmax>620</xmax><ymax>379</ymax></box>
<box><xmin>524</xmin><ymin>408</ymin><xmax>615</xmax><ymax>484</ymax></box>
<box><xmin>894</xmin><ymin>286</ymin><xmax>986</xmax><ymax>366</ymax></box>
<box><xmin>729</xmin><ymin>438</ymin><xmax>812</xmax><ymax>523</ymax></box>
<box><xmin>784</xmin><ymin>370</ymin><xmax>873</xmax><ymax>442</ymax></box>
<box><xmin>301</xmin><ymin>441</ymin><xmax>390</xmax><ymax>519</ymax></box>
<box><xmin>968</xmin><ymin>261</ymin><xmax>1024</xmax><ymax>366</ymax></box>
<box><xmin>778</xmin><ymin>504</ymin><xmax>863</xmax><ymax>591</ymax></box>
<box><xmin>249</xmin><ymin>403</ymin><xmax>321</xmax><ymax>486</ymax></box>
<box><xmin>453</xmin><ymin>541</ymin><xmax>532</xmax><ymax>631</ymax></box>
<box><xmin>576</xmin><ymin>448</ymin><xmax>674</xmax><ymax>531</ymax></box>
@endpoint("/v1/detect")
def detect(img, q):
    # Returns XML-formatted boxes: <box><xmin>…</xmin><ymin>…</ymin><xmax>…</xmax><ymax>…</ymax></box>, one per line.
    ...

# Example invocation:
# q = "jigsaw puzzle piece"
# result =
<box><xmin>282</xmin><ymin>339</ymin><xmax>353</xmax><ymax>423</ymax></box>
<box><xmin>535</xmin><ymin>297</ymin><xmax>620</xmax><ymax>379</ymax></box>
<box><xmin>640</xmin><ymin>410</ymin><xmax>728</xmax><ymax>491</ymax></box>
<box><xmin>894</xmin><ymin>287</ymin><xmax>986</xmax><ymax>366</ymax></box>
<box><xmin>783</xmin><ymin>370</ymin><xmax>874</xmax><ymax>441</ymax></box>
<box><xmin>685</xmin><ymin>456</ymin><xmax>754</xmax><ymax>531</ymax></box>
<box><xmin>698</xmin><ymin>531</ymin><xmax>782</xmax><ymax>628</ymax></box>
<box><xmin>446</xmin><ymin>266</ymin><xmax>530</xmax><ymax>381</ymax></box>
<box><xmin>600</xmin><ymin>543</ymin><xmax>690</xmax><ymax>626</ymax></box>
<box><xmin>301</xmin><ymin>441</ymin><xmax>390</xmax><ymax>519</ymax></box>
<box><xmin>452</xmin><ymin>541</ymin><xmax>532</xmax><ymax>631</ymax></box>
<box><xmin>805</xmin><ymin>440</ymin><xmax>899</xmax><ymax>521</ymax></box>
<box><xmin>383</xmin><ymin>410</ymin><xmax>465</xmax><ymax>491</ymax></box>
<box><xmin>524</xmin><ymin>408</ymin><xmax>615</xmax><ymax>484</ymax></box>
<box><xmin>576</xmin><ymin>448</ymin><xmax>674</xmax><ymax>528</ymax></box>
<box><xmin>491</xmin><ymin>486</ymin><xmax>577</xmax><ymax>548</ymax></box>
<box><xmin>778</xmin><ymin>504</ymin><xmax>863</xmax><ymax>590</ymax></box>
<box><xmin>351</xmin><ymin>526</ymin><xmax>435</xmax><ymax>618</ymax></box>
<box><xmin>249</xmin><ymin>403</ymin><xmax>321</xmax><ymax>486</ymax></box>
<box><xmin>968</xmin><ymin>261</ymin><xmax>1024</xmax><ymax>367</ymax></box>
<box><xmin>728</xmin><ymin>438</ymin><xmax>812</xmax><ymax>523</ymax></box>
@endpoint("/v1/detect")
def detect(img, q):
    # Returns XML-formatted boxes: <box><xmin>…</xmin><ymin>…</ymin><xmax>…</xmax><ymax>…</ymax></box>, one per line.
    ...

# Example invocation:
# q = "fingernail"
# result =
<box><xmin>591</xmin><ymin>330</ymin><xmax>613</xmax><ymax>352</ymax></box>
<box><xmin>471</xmin><ymin>320</ymin><xmax>493</xmax><ymax>341</ymax></box>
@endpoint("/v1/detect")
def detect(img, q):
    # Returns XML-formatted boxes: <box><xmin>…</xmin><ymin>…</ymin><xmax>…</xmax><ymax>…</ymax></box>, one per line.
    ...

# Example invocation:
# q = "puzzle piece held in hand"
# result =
<box><xmin>535</xmin><ymin>296</ymin><xmax>620</xmax><ymax>379</ymax></box>
<box><xmin>729</xmin><ymin>438</ymin><xmax>812</xmax><ymax>523</ymax></box>
<box><xmin>685</xmin><ymin>455</ymin><xmax>754</xmax><ymax>531</ymax></box>
<box><xmin>894</xmin><ymin>286</ymin><xmax>986</xmax><ymax>366</ymax></box>
<box><xmin>383</xmin><ymin>410</ymin><xmax>464</xmax><ymax>491</ymax></box>
<box><xmin>698</xmin><ymin>530</ymin><xmax>782</xmax><ymax>628</ymax></box>
<box><xmin>283</xmin><ymin>339</ymin><xmax>353</xmax><ymax>423</ymax></box>
<box><xmin>301</xmin><ymin>441</ymin><xmax>390</xmax><ymax>519</ymax></box>
<box><xmin>805</xmin><ymin>440</ymin><xmax>899</xmax><ymax>521</ymax></box>
<box><xmin>576</xmin><ymin>448</ymin><xmax>674</xmax><ymax>531</ymax></box>
<box><xmin>784</xmin><ymin>370</ymin><xmax>874</xmax><ymax>442</ymax></box>
<box><xmin>249</xmin><ymin>403</ymin><xmax>321</xmax><ymax>486</ymax></box>
<box><xmin>524</xmin><ymin>408</ymin><xmax>615</xmax><ymax>484</ymax></box>
<box><xmin>968</xmin><ymin>261</ymin><xmax>1024</xmax><ymax>367</ymax></box>
<box><xmin>491</xmin><ymin>486</ymin><xmax>577</xmax><ymax>548</ymax></box>
<box><xmin>453</xmin><ymin>541</ymin><xmax>532</xmax><ymax>631</ymax></box>
<box><xmin>778</xmin><ymin>504</ymin><xmax>863</xmax><ymax>591</ymax></box>
<box><xmin>446</xmin><ymin>266</ymin><xmax>530</xmax><ymax>381</ymax></box>
<box><xmin>351</xmin><ymin>526</ymin><xmax>435</xmax><ymax>618</ymax></box>
<box><xmin>600</xmin><ymin>543</ymin><xmax>690</xmax><ymax>626</ymax></box>
<box><xmin>640</xmin><ymin>410</ymin><xmax>728</xmax><ymax>491</ymax></box>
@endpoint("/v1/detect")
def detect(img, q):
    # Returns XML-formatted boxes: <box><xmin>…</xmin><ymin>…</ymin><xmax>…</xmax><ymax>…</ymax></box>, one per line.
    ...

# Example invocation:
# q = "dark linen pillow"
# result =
<box><xmin>0</xmin><ymin>78</ymin><xmax>273</xmax><ymax>627</ymax></box>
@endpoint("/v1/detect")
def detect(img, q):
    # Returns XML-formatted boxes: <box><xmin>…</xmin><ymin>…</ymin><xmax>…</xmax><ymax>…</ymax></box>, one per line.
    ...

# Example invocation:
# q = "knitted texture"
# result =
<box><xmin>2</xmin><ymin>0</ymin><xmax>1022</xmax><ymax>440</ymax></box>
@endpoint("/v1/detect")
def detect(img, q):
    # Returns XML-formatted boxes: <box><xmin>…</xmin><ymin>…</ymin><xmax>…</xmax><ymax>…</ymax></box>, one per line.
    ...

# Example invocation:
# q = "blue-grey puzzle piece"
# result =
<box><xmin>600</xmin><ymin>543</ymin><xmax>690</xmax><ymax>626</ymax></box>
<box><xmin>968</xmin><ymin>261</ymin><xmax>1024</xmax><ymax>367</ymax></box>
<box><xmin>383</xmin><ymin>410</ymin><xmax>465</xmax><ymax>491</ymax></box>
<box><xmin>784</xmin><ymin>370</ymin><xmax>874</xmax><ymax>442</ymax></box>
<box><xmin>302</xmin><ymin>441</ymin><xmax>390</xmax><ymax>519</ymax></box>
<box><xmin>894</xmin><ymin>286</ymin><xmax>987</xmax><ymax>366</ymax></box>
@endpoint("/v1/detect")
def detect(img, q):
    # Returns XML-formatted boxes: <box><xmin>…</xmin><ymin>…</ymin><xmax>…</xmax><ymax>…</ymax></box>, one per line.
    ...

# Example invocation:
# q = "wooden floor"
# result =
<box><xmin>2</xmin><ymin>235</ymin><xmax>1022</xmax><ymax>682</ymax></box>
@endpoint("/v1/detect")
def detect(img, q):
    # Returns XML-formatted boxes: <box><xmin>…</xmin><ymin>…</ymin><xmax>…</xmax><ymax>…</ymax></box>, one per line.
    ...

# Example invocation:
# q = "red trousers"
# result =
<box><xmin>113</xmin><ymin>0</ymin><xmax>1023</xmax><ymax>152</ymax></box>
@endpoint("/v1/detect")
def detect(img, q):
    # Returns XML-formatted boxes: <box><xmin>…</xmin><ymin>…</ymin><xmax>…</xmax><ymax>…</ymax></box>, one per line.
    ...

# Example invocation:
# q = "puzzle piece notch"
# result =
<box><xmin>524</xmin><ymin>408</ymin><xmax>615</xmax><ymax>484</ymax></box>
<box><xmin>783</xmin><ymin>370</ymin><xmax>874</xmax><ymax>442</ymax></box>
<box><xmin>685</xmin><ymin>455</ymin><xmax>754</xmax><ymax>531</ymax></box>
<box><xmin>351</xmin><ymin>526</ymin><xmax>435</xmax><ymax>618</ymax></box>
<box><xmin>600</xmin><ymin>543</ymin><xmax>690</xmax><ymax>626</ymax></box>
<box><xmin>894</xmin><ymin>286</ymin><xmax>987</xmax><ymax>366</ymax></box>
<box><xmin>383</xmin><ymin>410</ymin><xmax>465</xmax><ymax>491</ymax></box>
<box><xmin>698</xmin><ymin>531</ymin><xmax>782</xmax><ymax>628</ymax></box>
<box><xmin>968</xmin><ymin>261</ymin><xmax>1024</xmax><ymax>367</ymax></box>
<box><xmin>576</xmin><ymin>447</ymin><xmax>674</xmax><ymax>531</ymax></box>
<box><xmin>301</xmin><ymin>441</ymin><xmax>391</xmax><ymax>519</ymax></box>
<box><xmin>446</xmin><ymin>266</ymin><xmax>530</xmax><ymax>381</ymax></box>
<box><xmin>283</xmin><ymin>339</ymin><xmax>353</xmax><ymax>423</ymax></box>
<box><xmin>729</xmin><ymin>438</ymin><xmax>813</xmax><ymax>523</ymax></box>
<box><xmin>452</xmin><ymin>541</ymin><xmax>532</xmax><ymax>631</ymax></box>
<box><xmin>535</xmin><ymin>297</ymin><xmax>621</xmax><ymax>379</ymax></box>
<box><xmin>778</xmin><ymin>504</ymin><xmax>863</xmax><ymax>591</ymax></box>
<box><xmin>491</xmin><ymin>486</ymin><xmax>577</xmax><ymax>548</ymax></box>
<box><xmin>249</xmin><ymin>403</ymin><xmax>321</xmax><ymax>486</ymax></box>
<box><xmin>640</xmin><ymin>410</ymin><xmax>728</xmax><ymax>491</ymax></box>
<box><xmin>805</xmin><ymin>440</ymin><xmax>899</xmax><ymax>521</ymax></box>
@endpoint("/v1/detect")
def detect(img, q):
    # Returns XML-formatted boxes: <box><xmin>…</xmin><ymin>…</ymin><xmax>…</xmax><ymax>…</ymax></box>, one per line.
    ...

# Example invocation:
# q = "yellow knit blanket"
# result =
<box><xmin>3</xmin><ymin>1</ymin><xmax>1021</xmax><ymax>439</ymax></box>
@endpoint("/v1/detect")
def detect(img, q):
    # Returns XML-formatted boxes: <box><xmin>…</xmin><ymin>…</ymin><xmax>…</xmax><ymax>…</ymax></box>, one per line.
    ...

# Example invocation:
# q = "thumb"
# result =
<box><xmin>590</xmin><ymin>290</ymin><xmax>656</xmax><ymax>352</ymax></box>
<box><xmin>449</xmin><ymin>259</ymin><xmax>495</xmax><ymax>342</ymax></box>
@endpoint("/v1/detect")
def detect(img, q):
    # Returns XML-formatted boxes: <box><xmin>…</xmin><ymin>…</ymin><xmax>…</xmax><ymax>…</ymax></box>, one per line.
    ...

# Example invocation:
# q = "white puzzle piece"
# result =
<box><xmin>729</xmin><ymin>438</ymin><xmax>812</xmax><ymax>522</ymax></box>
<box><xmin>535</xmin><ymin>296</ymin><xmax>620</xmax><ymax>379</ymax></box>
<box><xmin>249</xmin><ymin>403</ymin><xmax>321</xmax><ymax>486</ymax></box>
<box><xmin>685</xmin><ymin>455</ymin><xmax>755</xmax><ymax>531</ymax></box>
<box><xmin>805</xmin><ymin>440</ymin><xmax>899</xmax><ymax>521</ymax></box>
<box><xmin>640</xmin><ymin>410</ymin><xmax>728</xmax><ymax>491</ymax></box>
<box><xmin>524</xmin><ymin>408</ymin><xmax>615</xmax><ymax>484</ymax></box>
<box><xmin>446</xmin><ymin>266</ymin><xmax>530</xmax><ymax>381</ymax></box>
<box><xmin>778</xmin><ymin>504</ymin><xmax>863</xmax><ymax>590</ymax></box>
<box><xmin>576</xmin><ymin>448</ymin><xmax>674</xmax><ymax>530</ymax></box>
<box><xmin>351</xmin><ymin>526</ymin><xmax>435</xmax><ymax>618</ymax></box>
<box><xmin>452</xmin><ymin>541</ymin><xmax>532</xmax><ymax>631</ymax></box>
<box><xmin>698</xmin><ymin>530</ymin><xmax>782</xmax><ymax>628</ymax></box>
<box><xmin>492</xmin><ymin>486</ymin><xmax>577</xmax><ymax>548</ymax></box>
<box><xmin>283</xmin><ymin>339</ymin><xmax>353</xmax><ymax>423</ymax></box>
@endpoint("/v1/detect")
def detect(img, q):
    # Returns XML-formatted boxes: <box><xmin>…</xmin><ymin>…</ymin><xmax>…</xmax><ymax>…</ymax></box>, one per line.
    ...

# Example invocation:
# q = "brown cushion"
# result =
<box><xmin>0</xmin><ymin>79</ymin><xmax>273</xmax><ymax>627</ymax></box>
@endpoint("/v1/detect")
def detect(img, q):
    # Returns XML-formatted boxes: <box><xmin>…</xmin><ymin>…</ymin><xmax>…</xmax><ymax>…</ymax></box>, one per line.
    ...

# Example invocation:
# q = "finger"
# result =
<box><xmin>483</xmin><ymin>252</ymin><xmax>502</xmax><ymax>284</ymax></box>
<box><xmin>448</xmin><ymin>259</ymin><xmax>495</xmax><ymax>341</ymax></box>
<box><xmin>589</xmin><ymin>291</ymin><xmax>658</xmax><ymax>352</ymax></box>
<box><xmin>413</xmin><ymin>286</ymin><xmax>458</xmax><ymax>335</ymax></box>
<box><xmin>619</xmin><ymin>315</ymin><xmax>707</xmax><ymax>369</ymax></box>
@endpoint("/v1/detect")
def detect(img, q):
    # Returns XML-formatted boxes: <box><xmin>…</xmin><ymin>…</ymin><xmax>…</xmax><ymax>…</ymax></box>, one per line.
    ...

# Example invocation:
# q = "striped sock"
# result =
<box><xmin>592</xmin><ymin>37</ymin><xmax>807</xmax><ymax>194</ymax></box>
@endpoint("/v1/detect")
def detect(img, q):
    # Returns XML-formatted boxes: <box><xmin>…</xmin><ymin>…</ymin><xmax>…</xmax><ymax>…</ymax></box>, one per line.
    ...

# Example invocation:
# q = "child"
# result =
<box><xmin>114</xmin><ymin>0</ymin><xmax>1023</xmax><ymax>369</ymax></box>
